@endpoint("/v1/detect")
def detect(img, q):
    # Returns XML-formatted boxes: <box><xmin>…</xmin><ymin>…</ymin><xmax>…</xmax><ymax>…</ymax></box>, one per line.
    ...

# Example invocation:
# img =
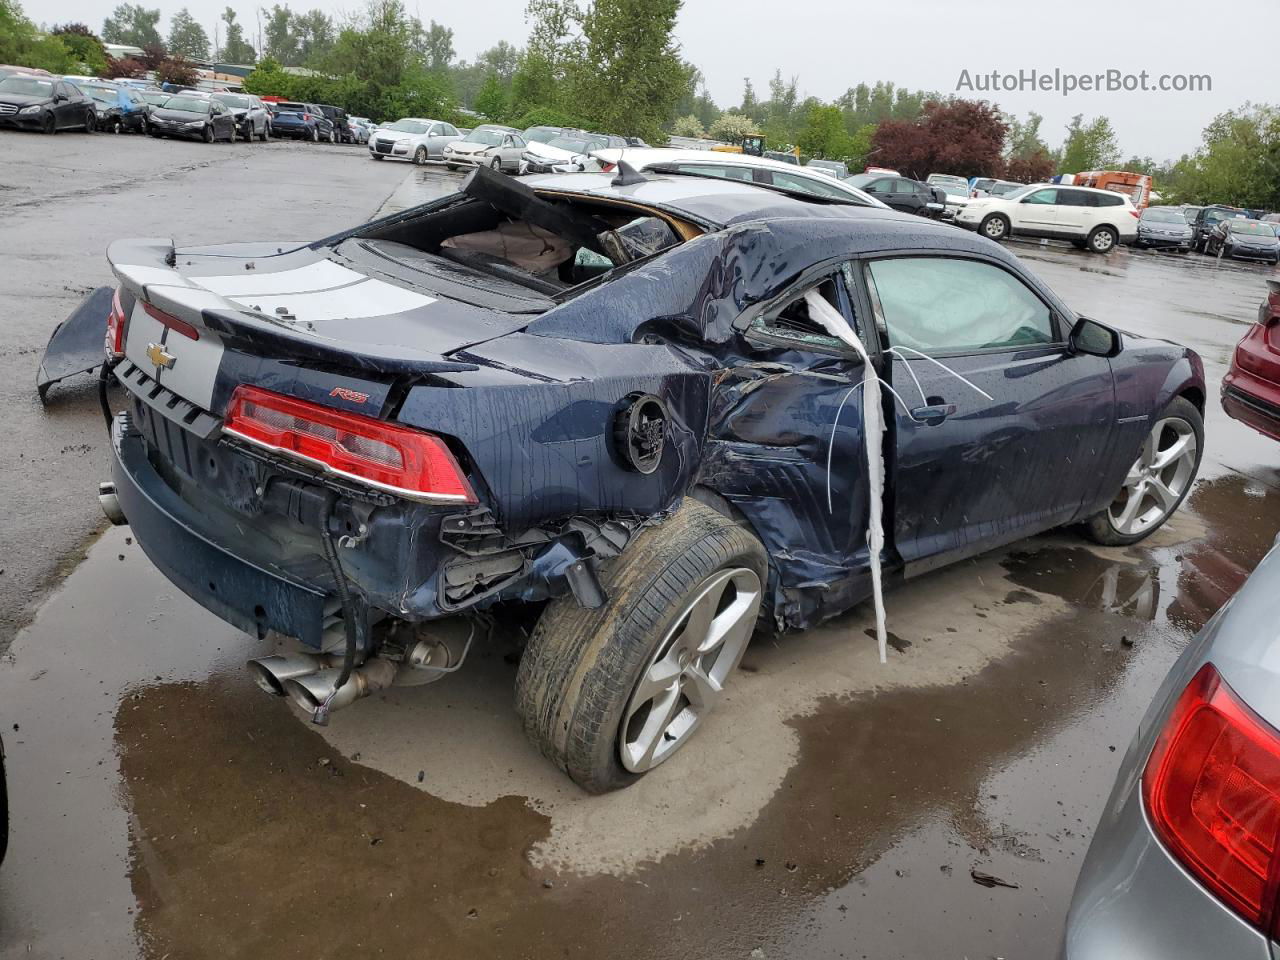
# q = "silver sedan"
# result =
<box><xmin>1064</xmin><ymin>535</ymin><xmax>1280</xmax><ymax>958</ymax></box>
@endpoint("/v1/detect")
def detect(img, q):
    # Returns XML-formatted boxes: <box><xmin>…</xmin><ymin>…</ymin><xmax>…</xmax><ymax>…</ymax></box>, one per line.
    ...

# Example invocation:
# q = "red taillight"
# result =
<box><xmin>142</xmin><ymin>301</ymin><xmax>199</xmax><ymax>340</ymax></box>
<box><xmin>223</xmin><ymin>385</ymin><xmax>476</xmax><ymax>504</ymax></box>
<box><xmin>106</xmin><ymin>288</ymin><xmax>127</xmax><ymax>359</ymax></box>
<box><xmin>303</xmin><ymin>113</ymin><xmax>312</xmax><ymax>122</ymax></box>
<box><xmin>1143</xmin><ymin>663</ymin><xmax>1280</xmax><ymax>935</ymax></box>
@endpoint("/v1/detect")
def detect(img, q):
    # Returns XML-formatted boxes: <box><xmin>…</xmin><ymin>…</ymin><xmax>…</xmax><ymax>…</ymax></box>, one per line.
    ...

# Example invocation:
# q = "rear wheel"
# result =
<box><xmin>980</xmin><ymin>214</ymin><xmax>1009</xmax><ymax>241</ymax></box>
<box><xmin>260</xmin><ymin>123</ymin><xmax>269</xmax><ymax>141</ymax></box>
<box><xmin>515</xmin><ymin>499</ymin><xmax>766</xmax><ymax>793</ymax></box>
<box><xmin>310</xmin><ymin>126</ymin><xmax>319</xmax><ymax>142</ymax></box>
<box><xmin>1083</xmin><ymin>397</ymin><xmax>1202</xmax><ymax>546</ymax></box>
<box><xmin>1087</xmin><ymin>226</ymin><xmax>1118</xmax><ymax>254</ymax></box>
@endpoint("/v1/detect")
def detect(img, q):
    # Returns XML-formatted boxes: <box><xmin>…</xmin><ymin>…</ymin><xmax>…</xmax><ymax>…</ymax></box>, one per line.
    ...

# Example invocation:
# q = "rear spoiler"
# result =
<box><xmin>107</xmin><ymin>238</ymin><xmax>477</xmax><ymax>375</ymax></box>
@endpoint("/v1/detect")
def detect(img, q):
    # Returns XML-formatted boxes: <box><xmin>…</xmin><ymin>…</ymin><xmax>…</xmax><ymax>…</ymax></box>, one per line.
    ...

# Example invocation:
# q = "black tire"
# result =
<box><xmin>83</xmin><ymin>111</ymin><xmax>96</xmax><ymax>133</ymax></box>
<box><xmin>310</xmin><ymin>126</ymin><xmax>319</xmax><ymax>142</ymax></box>
<box><xmin>370</xmin><ymin>153</ymin><xmax>384</xmax><ymax>160</ymax></box>
<box><xmin>41</xmin><ymin>111</ymin><xmax>55</xmax><ymax>134</ymax></box>
<box><xmin>445</xmin><ymin>162</ymin><xmax>457</xmax><ymax>171</ymax></box>
<box><xmin>490</xmin><ymin>156</ymin><xmax>502</xmax><ymax>171</ymax></box>
<box><xmin>228</xmin><ymin>125</ymin><xmax>236</xmax><ymax>144</ymax></box>
<box><xmin>980</xmin><ymin>214</ymin><xmax>1009</xmax><ymax>241</ymax></box>
<box><xmin>1086</xmin><ymin>225</ymin><xmax>1119</xmax><ymax>254</ymax></box>
<box><xmin>1082</xmin><ymin>396</ymin><xmax>1203</xmax><ymax>546</ymax></box>
<box><xmin>202</xmin><ymin>124</ymin><xmax>214</xmax><ymax>143</ymax></box>
<box><xmin>515</xmin><ymin>499</ymin><xmax>767</xmax><ymax>794</ymax></box>
<box><xmin>413</xmin><ymin>145</ymin><xmax>428</xmax><ymax>165</ymax></box>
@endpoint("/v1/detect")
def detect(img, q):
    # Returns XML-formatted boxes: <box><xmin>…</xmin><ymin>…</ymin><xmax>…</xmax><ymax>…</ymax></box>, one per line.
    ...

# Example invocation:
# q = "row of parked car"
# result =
<box><xmin>0</xmin><ymin>65</ymin><xmax>378</xmax><ymax>148</ymax></box>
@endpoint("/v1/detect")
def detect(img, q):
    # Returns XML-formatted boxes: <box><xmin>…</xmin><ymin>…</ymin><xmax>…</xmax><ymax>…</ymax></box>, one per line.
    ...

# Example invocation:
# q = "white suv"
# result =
<box><xmin>956</xmin><ymin>184</ymin><xmax>1139</xmax><ymax>253</ymax></box>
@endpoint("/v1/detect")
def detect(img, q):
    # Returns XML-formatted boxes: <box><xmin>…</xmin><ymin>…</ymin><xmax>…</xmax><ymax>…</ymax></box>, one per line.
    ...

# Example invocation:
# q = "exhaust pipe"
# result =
<box><xmin>246</xmin><ymin>653</ymin><xmax>339</xmax><ymax>696</ymax></box>
<box><xmin>284</xmin><ymin>658</ymin><xmax>397</xmax><ymax>715</ymax></box>
<box><xmin>98</xmin><ymin>481</ymin><xmax>126</xmax><ymax>525</ymax></box>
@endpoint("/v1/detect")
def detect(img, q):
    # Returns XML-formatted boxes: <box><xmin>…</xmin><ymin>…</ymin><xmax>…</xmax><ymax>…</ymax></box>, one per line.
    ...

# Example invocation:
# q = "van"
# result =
<box><xmin>1072</xmin><ymin>170</ymin><xmax>1153</xmax><ymax>210</ymax></box>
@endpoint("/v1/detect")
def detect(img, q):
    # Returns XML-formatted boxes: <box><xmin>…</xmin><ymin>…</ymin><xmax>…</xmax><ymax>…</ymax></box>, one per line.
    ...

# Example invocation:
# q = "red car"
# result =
<box><xmin>1222</xmin><ymin>280</ymin><xmax>1280</xmax><ymax>439</ymax></box>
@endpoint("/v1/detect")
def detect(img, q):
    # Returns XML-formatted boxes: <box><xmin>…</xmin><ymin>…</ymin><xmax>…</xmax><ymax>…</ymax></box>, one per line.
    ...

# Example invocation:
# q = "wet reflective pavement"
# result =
<box><xmin>2</xmin><ymin>185</ymin><xmax>1280</xmax><ymax>959</ymax></box>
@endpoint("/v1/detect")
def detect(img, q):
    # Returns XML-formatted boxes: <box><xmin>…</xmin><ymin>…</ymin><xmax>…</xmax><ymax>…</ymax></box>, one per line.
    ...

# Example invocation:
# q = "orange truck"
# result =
<box><xmin>1072</xmin><ymin>170</ymin><xmax>1153</xmax><ymax>210</ymax></box>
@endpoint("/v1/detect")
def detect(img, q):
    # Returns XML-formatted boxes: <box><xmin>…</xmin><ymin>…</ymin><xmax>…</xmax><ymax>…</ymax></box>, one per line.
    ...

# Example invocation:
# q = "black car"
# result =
<box><xmin>846</xmin><ymin>172</ymin><xmax>938</xmax><ymax>217</ymax></box>
<box><xmin>88</xmin><ymin>167</ymin><xmax>1206</xmax><ymax>793</ymax></box>
<box><xmin>316</xmin><ymin>104</ymin><xmax>351</xmax><ymax>143</ymax></box>
<box><xmin>148</xmin><ymin>94</ymin><xmax>237</xmax><ymax>143</ymax></box>
<box><xmin>0</xmin><ymin>75</ymin><xmax>95</xmax><ymax>134</ymax></box>
<box><xmin>1191</xmin><ymin>204</ymin><xmax>1250</xmax><ymax>252</ymax></box>
<box><xmin>81</xmin><ymin>83</ymin><xmax>149</xmax><ymax>134</ymax></box>
<box><xmin>1205</xmin><ymin>217</ymin><xmax>1280</xmax><ymax>264</ymax></box>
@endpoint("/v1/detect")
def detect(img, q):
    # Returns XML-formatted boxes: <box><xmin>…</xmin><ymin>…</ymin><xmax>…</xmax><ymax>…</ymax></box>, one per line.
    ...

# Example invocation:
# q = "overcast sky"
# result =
<box><xmin>58</xmin><ymin>0</ymin><xmax>1277</xmax><ymax>160</ymax></box>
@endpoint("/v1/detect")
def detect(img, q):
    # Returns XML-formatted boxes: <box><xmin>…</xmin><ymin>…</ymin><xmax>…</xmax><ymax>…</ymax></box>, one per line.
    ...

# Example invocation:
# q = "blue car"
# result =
<box><xmin>267</xmin><ymin>100</ymin><xmax>335</xmax><ymax>142</ymax></box>
<box><xmin>89</xmin><ymin>167</ymin><xmax>1205</xmax><ymax>792</ymax></box>
<box><xmin>79</xmin><ymin>81</ymin><xmax>150</xmax><ymax>134</ymax></box>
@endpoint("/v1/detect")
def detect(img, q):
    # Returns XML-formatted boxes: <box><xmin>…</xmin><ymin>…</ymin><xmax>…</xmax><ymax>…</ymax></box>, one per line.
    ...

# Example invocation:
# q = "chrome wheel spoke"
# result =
<box><xmin>631</xmin><ymin>656</ymin><xmax>681</xmax><ymax>706</ymax></box>
<box><xmin>1148</xmin><ymin>475</ymin><xmax>1180</xmax><ymax>511</ymax></box>
<box><xmin>1108</xmin><ymin>416</ymin><xmax>1196</xmax><ymax>535</ymax></box>
<box><xmin>1152</xmin><ymin>431</ymin><xmax>1194</xmax><ymax>470</ymax></box>
<box><xmin>1114</xmin><ymin>485</ymin><xmax>1147</xmax><ymax>531</ymax></box>
<box><xmin>682</xmin><ymin>664</ymin><xmax>722</xmax><ymax>709</ymax></box>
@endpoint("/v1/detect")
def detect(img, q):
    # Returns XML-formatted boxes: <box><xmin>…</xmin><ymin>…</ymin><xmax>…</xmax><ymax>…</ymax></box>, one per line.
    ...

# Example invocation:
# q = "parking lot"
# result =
<box><xmin>2</xmin><ymin>135</ymin><xmax>1279</xmax><ymax>959</ymax></box>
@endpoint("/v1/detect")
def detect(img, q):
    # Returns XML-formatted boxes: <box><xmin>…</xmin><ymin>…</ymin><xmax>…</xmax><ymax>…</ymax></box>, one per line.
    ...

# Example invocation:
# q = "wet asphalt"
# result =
<box><xmin>1</xmin><ymin>146</ymin><xmax>1279</xmax><ymax>959</ymax></box>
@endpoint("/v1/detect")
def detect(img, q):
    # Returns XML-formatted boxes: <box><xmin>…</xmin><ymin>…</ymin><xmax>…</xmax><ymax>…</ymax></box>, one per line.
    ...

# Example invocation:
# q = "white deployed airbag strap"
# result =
<box><xmin>804</xmin><ymin>291</ymin><xmax>888</xmax><ymax>663</ymax></box>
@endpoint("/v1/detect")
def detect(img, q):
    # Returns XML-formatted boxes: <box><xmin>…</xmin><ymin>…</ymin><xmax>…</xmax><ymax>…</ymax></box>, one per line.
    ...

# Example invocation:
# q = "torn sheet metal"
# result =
<box><xmin>36</xmin><ymin>286</ymin><xmax>113</xmax><ymax>402</ymax></box>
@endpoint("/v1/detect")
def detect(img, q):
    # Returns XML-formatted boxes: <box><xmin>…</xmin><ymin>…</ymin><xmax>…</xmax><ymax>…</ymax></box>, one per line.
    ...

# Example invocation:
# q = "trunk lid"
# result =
<box><xmin>108</xmin><ymin>237</ymin><xmax>548</xmax><ymax>414</ymax></box>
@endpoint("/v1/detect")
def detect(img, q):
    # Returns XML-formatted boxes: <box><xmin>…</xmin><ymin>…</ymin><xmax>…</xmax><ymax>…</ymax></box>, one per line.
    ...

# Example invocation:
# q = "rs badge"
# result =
<box><xmin>146</xmin><ymin>342</ymin><xmax>176</xmax><ymax>371</ymax></box>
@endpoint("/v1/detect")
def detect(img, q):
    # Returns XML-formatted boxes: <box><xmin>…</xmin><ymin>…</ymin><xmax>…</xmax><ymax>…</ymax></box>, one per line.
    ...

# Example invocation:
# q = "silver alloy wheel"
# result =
<box><xmin>618</xmin><ymin>566</ymin><xmax>762</xmax><ymax>773</ymax></box>
<box><xmin>1107</xmin><ymin>416</ymin><xmax>1198</xmax><ymax>536</ymax></box>
<box><xmin>982</xmin><ymin>215</ymin><xmax>1007</xmax><ymax>240</ymax></box>
<box><xmin>1091</xmin><ymin>228</ymin><xmax>1117</xmax><ymax>252</ymax></box>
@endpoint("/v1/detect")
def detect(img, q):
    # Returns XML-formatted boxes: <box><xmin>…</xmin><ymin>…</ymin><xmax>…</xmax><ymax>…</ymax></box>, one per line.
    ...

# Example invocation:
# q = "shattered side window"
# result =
<box><xmin>751</xmin><ymin>275</ymin><xmax>853</xmax><ymax>352</ymax></box>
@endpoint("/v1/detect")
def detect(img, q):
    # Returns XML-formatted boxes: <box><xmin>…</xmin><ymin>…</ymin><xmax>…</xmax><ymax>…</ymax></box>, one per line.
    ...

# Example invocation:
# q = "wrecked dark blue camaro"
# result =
<box><xmin>95</xmin><ymin>166</ymin><xmax>1205</xmax><ymax>792</ymax></box>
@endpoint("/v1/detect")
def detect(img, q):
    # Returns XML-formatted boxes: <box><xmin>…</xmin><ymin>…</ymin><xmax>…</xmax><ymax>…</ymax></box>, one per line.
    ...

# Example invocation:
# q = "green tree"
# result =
<box><xmin>671</xmin><ymin>114</ymin><xmax>704</xmax><ymax>138</ymax></box>
<box><xmin>294</xmin><ymin>9</ymin><xmax>333</xmax><ymax>62</ymax></box>
<box><xmin>474</xmin><ymin>71</ymin><xmax>507</xmax><ymax>121</ymax></box>
<box><xmin>262</xmin><ymin>4</ymin><xmax>299</xmax><ymax>64</ymax></box>
<box><xmin>509</xmin><ymin>0</ymin><xmax>581</xmax><ymax>118</ymax></box>
<box><xmin>478</xmin><ymin>40</ymin><xmax>519</xmax><ymax>81</ymax></box>
<box><xmin>1173</xmin><ymin>104</ymin><xmax>1280</xmax><ymax>209</ymax></box>
<box><xmin>218</xmin><ymin>6</ymin><xmax>256</xmax><ymax>62</ymax></box>
<box><xmin>51</xmin><ymin>23</ymin><xmax>109</xmax><ymax>74</ymax></box>
<box><xmin>415</xmin><ymin>19</ymin><xmax>453</xmax><ymax>73</ymax></box>
<box><xmin>798</xmin><ymin>102</ymin><xmax>853</xmax><ymax>159</ymax></box>
<box><xmin>101</xmin><ymin>3</ymin><xmax>162</xmax><ymax>48</ymax></box>
<box><xmin>1</xmin><ymin>0</ymin><xmax>78</xmax><ymax>72</ymax></box>
<box><xmin>568</xmin><ymin>0</ymin><xmax>686</xmax><ymax>141</ymax></box>
<box><xmin>1059</xmin><ymin>114</ymin><xmax>1122</xmax><ymax>172</ymax></box>
<box><xmin>166</xmin><ymin>7</ymin><xmax>209</xmax><ymax>59</ymax></box>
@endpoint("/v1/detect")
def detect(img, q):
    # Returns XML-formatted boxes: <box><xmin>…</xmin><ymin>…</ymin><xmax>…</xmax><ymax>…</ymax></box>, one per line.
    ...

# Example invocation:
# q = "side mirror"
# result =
<box><xmin>1069</xmin><ymin>317</ymin><xmax>1121</xmax><ymax>358</ymax></box>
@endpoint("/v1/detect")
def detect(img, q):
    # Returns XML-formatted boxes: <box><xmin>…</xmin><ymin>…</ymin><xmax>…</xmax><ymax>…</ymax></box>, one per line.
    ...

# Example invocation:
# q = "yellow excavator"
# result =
<box><xmin>710</xmin><ymin>135</ymin><xmax>800</xmax><ymax>163</ymax></box>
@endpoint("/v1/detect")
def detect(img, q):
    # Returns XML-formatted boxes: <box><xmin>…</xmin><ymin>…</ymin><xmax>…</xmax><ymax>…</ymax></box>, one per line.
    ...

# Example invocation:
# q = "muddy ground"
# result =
<box><xmin>1</xmin><ymin>147</ymin><xmax>1278</xmax><ymax>959</ymax></box>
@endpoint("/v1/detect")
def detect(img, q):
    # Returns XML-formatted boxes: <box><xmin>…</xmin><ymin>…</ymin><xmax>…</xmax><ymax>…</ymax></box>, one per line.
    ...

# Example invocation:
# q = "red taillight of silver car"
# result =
<box><xmin>1143</xmin><ymin>662</ymin><xmax>1280</xmax><ymax>936</ymax></box>
<box><xmin>105</xmin><ymin>288</ymin><xmax>127</xmax><ymax>359</ymax></box>
<box><xmin>223</xmin><ymin>384</ymin><xmax>477</xmax><ymax>504</ymax></box>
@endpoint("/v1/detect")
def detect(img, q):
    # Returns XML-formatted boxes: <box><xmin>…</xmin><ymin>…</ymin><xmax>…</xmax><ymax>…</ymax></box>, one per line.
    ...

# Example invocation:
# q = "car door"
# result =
<box><xmin>209</xmin><ymin>102</ymin><xmax>229</xmax><ymax>138</ymax></box>
<box><xmin>857</xmin><ymin>254</ymin><xmax>1117</xmax><ymax>573</ymax></box>
<box><xmin>1053</xmin><ymin>188</ymin><xmax>1094</xmax><ymax>235</ymax></box>
<box><xmin>505</xmin><ymin>134</ymin><xmax>525</xmax><ymax>167</ymax></box>
<box><xmin>54</xmin><ymin>82</ymin><xmax>78</xmax><ymax>129</ymax></box>
<box><xmin>710</xmin><ymin>266</ymin><xmax>880</xmax><ymax>613</ymax></box>
<box><xmin>891</xmin><ymin>178</ymin><xmax>926</xmax><ymax>215</ymax></box>
<box><xmin>1011</xmin><ymin>186</ymin><xmax>1061</xmax><ymax>235</ymax></box>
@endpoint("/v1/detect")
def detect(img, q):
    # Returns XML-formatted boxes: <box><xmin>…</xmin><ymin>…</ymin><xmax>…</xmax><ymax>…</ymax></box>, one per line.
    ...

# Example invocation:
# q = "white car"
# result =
<box><xmin>591</xmin><ymin>148</ymin><xmax>887</xmax><ymax>208</ymax></box>
<box><xmin>955</xmin><ymin>183</ymin><xmax>1139</xmax><ymax>253</ymax></box>
<box><xmin>443</xmin><ymin>125</ymin><xmax>528</xmax><ymax>173</ymax></box>
<box><xmin>368</xmin><ymin>117</ymin><xmax>464</xmax><ymax>164</ymax></box>
<box><xmin>522</xmin><ymin>134</ymin><xmax>603</xmax><ymax>174</ymax></box>
<box><xmin>926</xmin><ymin>173</ymin><xmax>971</xmax><ymax>219</ymax></box>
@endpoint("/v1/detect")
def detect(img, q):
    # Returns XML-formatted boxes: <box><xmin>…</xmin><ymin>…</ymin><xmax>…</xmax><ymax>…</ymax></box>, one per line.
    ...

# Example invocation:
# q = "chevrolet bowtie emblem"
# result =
<box><xmin>146</xmin><ymin>342</ymin><xmax>176</xmax><ymax>371</ymax></box>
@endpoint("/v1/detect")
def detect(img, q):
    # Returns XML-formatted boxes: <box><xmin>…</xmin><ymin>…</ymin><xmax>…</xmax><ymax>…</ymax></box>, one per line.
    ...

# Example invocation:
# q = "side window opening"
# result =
<box><xmin>750</xmin><ymin>275</ymin><xmax>852</xmax><ymax>351</ymax></box>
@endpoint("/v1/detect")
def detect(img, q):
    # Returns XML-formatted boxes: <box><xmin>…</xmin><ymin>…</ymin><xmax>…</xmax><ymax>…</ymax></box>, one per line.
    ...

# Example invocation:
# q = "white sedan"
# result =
<box><xmin>443</xmin><ymin>127</ymin><xmax>528</xmax><ymax>173</ymax></box>
<box><xmin>591</xmin><ymin>148</ymin><xmax>886</xmax><ymax>207</ymax></box>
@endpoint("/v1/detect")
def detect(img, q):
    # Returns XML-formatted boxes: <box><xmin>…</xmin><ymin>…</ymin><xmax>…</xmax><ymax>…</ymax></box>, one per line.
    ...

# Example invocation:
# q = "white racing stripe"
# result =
<box><xmin>227</xmin><ymin>278</ymin><xmax>435</xmax><ymax>322</ymax></box>
<box><xmin>191</xmin><ymin>259</ymin><xmax>369</xmax><ymax>298</ymax></box>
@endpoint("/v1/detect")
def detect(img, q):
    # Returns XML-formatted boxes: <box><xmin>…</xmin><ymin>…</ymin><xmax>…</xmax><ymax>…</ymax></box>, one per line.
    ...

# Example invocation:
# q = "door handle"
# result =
<box><xmin>910</xmin><ymin>403</ymin><xmax>957</xmax><ymax>425</ymax></box>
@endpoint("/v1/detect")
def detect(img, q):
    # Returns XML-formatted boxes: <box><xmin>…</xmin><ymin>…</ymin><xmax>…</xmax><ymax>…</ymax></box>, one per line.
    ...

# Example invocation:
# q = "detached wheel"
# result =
<box><xmin>980</xmin><ymin>214</ymin><xmax>1009</xmax><ymax>241</ymax></box>
<box><xmin>1087</xmin><ymin>225</ymin><xmax>1118</xmax><ymax>254</ymax></box>
<box><xmin>1083</xmin><ymin>397</ymin><xmax>1202</xmax><ymax>546</ymax></box>
<box><xmin>515</xmin><ymin>499</ymin><xmax>766</xmax><ymax>793</ymax></box>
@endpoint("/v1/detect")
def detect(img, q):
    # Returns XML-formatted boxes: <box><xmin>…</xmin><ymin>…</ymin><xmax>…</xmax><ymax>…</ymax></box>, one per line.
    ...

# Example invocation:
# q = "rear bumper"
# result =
<box><xmin>1222</xmin><ymin>367</ymin><xmax>1280</xmax><ymax>440</ymax></box>
<box><xmin>111</xmin><ymin>412</ymin><xmax>331</xmax><ymax>646</ymax></box>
